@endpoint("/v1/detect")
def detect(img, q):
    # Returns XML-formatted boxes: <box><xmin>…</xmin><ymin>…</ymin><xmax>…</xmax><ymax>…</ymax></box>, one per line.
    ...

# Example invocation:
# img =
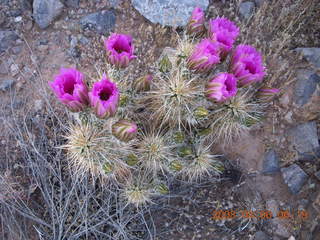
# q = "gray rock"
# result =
<box><xmin>33</xmin><ymin>0</ymin><xmax>64</xmax><ymax>29</ymax></box>
<box><xmin>254</xmin><ymin>231</ymin><xmax>271</xmax><ymax>240</ymax></box>
<box><xmin>295</xmin><ymin>48</ymin><xmax>320</xmax><ymax>68</ymax></box>
<box><xmin>281</xmin><ymin>164</ymin><xmax>308</xmax><ymax>194</ymax></box>
<box><xmin>132</xmin><ymin>0</ymin><xmax>209</xmax><ymax>27</ymax></box>
<box><xmin>80</xmin><ymin>10</ymin><xmax>116</xmax><ymax>35</ymax></box>
<box><xmin>287</xmin><ymin>121</ymin><xmax>319</xmax><ymax>155</ymax></box>
<box><xmin>64</xmin><ymin>0</ymin><xmax>79</xmax><ymax>8</ymax></box>
<box><xmin>315</xmin><ymin>171</ymin><xmax>320</xmax><ymax>181</ymax></box>
<box><xmin>294</xmin><ymin>69</ymin><xmax>320</xmax><ymax>106</ymax></box>
<box><xmin>262</xmin><ymin>149</ymin><xmax>280</xmax><ymax>174</ymax></box>
<box><xmin>239</xmin><ymin>1</ymin><xmax>255</xmax><ymax>19</ymax></box>
<box><xmin>0</xmin><ymin>79</ymin><xmax>15</xmax><ymax>91</ymax></box>
<box><xmin>0</xmin><ymin>62</ymin><xmax>8</xmax><ymax>75</ymax></box>
<box><xmin>20</xmin><ymin>0</ymin><xmax>33</xmax><ymax>11</ymax></box>
<box><xmin>0</xmin><ymin>31</ymin><xmax>19</xmax><ymax>53</ymax></box>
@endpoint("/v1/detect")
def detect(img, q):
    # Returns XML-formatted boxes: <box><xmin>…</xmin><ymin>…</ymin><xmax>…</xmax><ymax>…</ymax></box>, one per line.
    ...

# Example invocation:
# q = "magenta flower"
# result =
<box><xmin>89</xmin><ymin>76</ymin><xmax>119</xmax><ymax>118</ymax></box>
<box><xmin>187</xmin><ymin>39</ymin><xmax>220</xmax><ymax>73</ymax></box>
<box><xmin>112</xmin><ymin>120</ymin><xmax>138</xmax><ymax>142</ymax></box>
<box><xmin>258</xmin><ymin>88</ymin><xmax>280</xmax><ymax>98</ymax></box>
<box><xmin>208</xmin><ymin>17</ymin><xmax>239</xmax><ymax>58</ymax></box>
<box><xmin>230</xmin><ymin>45</ymin><xmax>266</xmax><ymax>87</ymax></box>
<box><xmin>187</xmin><ymin>7</ymin><xmax>205</xmax><ymax>35</ymax></box>
<box><xmin>49</xmin><ymin>68</ymin><xmax>89</xmax><ymax>112</ymax></box>
<box><xmin>104</xmin><ymin>33</ymin><xmax>136</xmax><ymax>68</ymax></box>
<box><xmin>205</xmin><ymin>73</ymin><xmax>237</xmax><ymax>102</ymax></box>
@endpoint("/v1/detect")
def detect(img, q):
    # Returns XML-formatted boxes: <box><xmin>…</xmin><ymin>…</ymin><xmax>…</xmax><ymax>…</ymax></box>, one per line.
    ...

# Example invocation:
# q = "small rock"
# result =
<box><xmin>284</xmin><ymin>111</ymin><xmax>293</xmax><ymax>123</ymax></box>
<box><xmin>0</xmin><ymin>31</ymin><xmax>19</xmax><ymax>53</ymax></box>
<box><xmin>14</xmin><ymin>16</ymin><xmax>23</xmax><ymax>22</ymax></box>
<box><xmin>239</xmin><ymin>1</ymin><xmax>255</xmax><ymax>19</ymax></box>
<box><xmin>315</xmin><ymin>170</ymin><xmax>320</xmax><ymax>181</ymax></box>
<box><xmin>10</xmin><ymin>64</ymin><xmax>19</xmax><ymax>76</ymax></box>
<box><xmin>80</xmin><ymin>10</ymin><xmax>116</xmax><ymax>35</ymax></box>
<box><xmin>11</xmin><ymin>46</ymin><xmax>22</xmax><ymax>55</ymax></box>
<box><xmin>20</xmin><ymin>0</ymin><xmax>33</xmax><ymax>11</ymax></box>
<box><xmin>132</xmin><ymin>0</ymin><xmax>209</xmax><ymax>27</ymax></box>
<box><xmin>262</xmin><ymin>149</ymin><xmax>280</xmax><ymax>174</ymax></box>
<box><xmin>64</xmin><ymin>0</ymin><xmax>79</xmax><ymax>8</ymax></box>
<box><xmin>0</xmin><ymin>62</ymin><xmax>8</xmax><ymax>74</ymax></box>
<box><xmin>294</xmin><ymin>69</ymin><xmax>320</xmax><ymax>106</ymax></box>
<box><xmin>33</xmin><ymin>0</ymin><xmax>64</xmax><ymax>29</ymax></box>
<box><xmin>34</xmin><ymin>99</ymin><xmax>43</xmax><ymax>112</ymax></box>
<box><xmin>24</xmin><ymin>20</ymin><xmax>33</xmax><ymax>30</ymax></box>
<box><xmin>0</xmin><ymin>79</ymin><xmax>15</xmax><ymax>91</ymax></box>
<box><xmin>254</xmin><ymin>231</ymin><xmax>271</xmax><ymax>240</ymax></box>
<box><xmin>294</xmin><ymin>48</ymin><xmax>320</xmax><ymax>68</ymax></box>
<box><xmin>281</xmin><ymin>164</ymin><xmax>308</xmax><ymax>194</ymax></box>
<box><xmin>287</xmin><ymin>121</ymin><xmax>319</xmax><ymax>155</ymax></box>
<box><xmin>288</xmin><ymin>236</ymin><xmax>295</xmax><ymax>240</ymax></box>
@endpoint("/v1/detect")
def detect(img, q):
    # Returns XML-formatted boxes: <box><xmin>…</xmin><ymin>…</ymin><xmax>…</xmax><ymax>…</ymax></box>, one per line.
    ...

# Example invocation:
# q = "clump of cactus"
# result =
<box><xmin>49</xmin><ymin>7</ymin><xmax>279</xmax><ymax>207</ymax></box>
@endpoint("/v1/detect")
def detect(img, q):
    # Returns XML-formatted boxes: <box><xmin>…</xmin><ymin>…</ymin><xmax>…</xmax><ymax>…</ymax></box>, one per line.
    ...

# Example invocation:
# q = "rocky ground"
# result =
<box><xmin>0</xmin><ymin>0</ymin><xmax>319</xmax><ymax>239</ymax></box>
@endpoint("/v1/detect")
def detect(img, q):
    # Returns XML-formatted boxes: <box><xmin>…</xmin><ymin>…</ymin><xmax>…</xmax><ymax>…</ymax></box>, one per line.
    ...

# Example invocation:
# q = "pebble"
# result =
<box><xmin>281</xmin><ymin>164</ymin><xmax>308</xmax><ymax>194</ymax></box>
<box><xmin>254</xmin><ymin>231</ymin><xmax>271</xmax><ymax>240</ymax></box>
<box><xmin>294</xmin><ymin>69</ymin><xmax>320</xmax><ymax>106</ymax></box>
<box><xmin>11</xmin><ymin>46</ymin><xmax>22</xmax><ymax>55</ymax></box>
<box><xmin>262</xmin><ymin>149</ymin><xmax>280</xmax><ymax>174</ymax></box>
<box><xmin>14</xmin><ymin>16</ymin><xmax>22</xmax><ymax>22</ymax></box>
<box><xmin>0</xmin><ymin>30</ymin><xmax>19</xmax><ymax>53</ymax></box>
<box><xmin>294</xmin><ymin>47</ymin><xmax>320</xmax><ymax>68</ymax></box>
<box><xmin>10</xmin><ymin>64</ymin><xmax>19</xmax><ymax>76</ymax></box>
<box><xmin>33</xmin><ymin>0</ymin><xmax>64</xmax><ymax>29</ymax></box>
<box><xmin>239</xmin><ymin>1</ymin><xmax>255</xmax><ymax>19</ymax></box>
<box><xmin>0</xmin><ymin>62</ymin><xmax>8</xmax><ymax>74</ymax></box>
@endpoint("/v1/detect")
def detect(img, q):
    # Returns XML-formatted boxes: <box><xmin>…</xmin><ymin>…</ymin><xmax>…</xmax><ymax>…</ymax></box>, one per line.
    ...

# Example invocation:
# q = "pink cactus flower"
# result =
<box><xmin>187</xmin><ymin>39</ymin><xmax>220</xmax><ymax>73</ymax></box>
<box><xmin>89</xmin><ymin>75</ymin><xmax>119</xmax><ymax>118</ymax></box>
<box><xmin>104</xmin><ymin>33</ymin><xmax>136</xmax><ymax>68</ymax></box>
<box><xmin>258</xmin><ymin>88</ymin><xmax>280</xmax><ymax>98</ymax></box>
<box><xmin>49</xmin><ymin>68</ymin><xmax>89</xmax><ymax>112</ymax></box>
<box><xmin>230</xmin><ymin>45</ymin><xmax>266</xmax><ymax>87</ymax></box>
<box><xmin>112</xmin><ymin>120</ymin><xmax>138</xmax><ymax>142</ymax></box>
<box><xmin>208</xmin><ymin>17</ymin><xmax>239</xmax><ymax>58</ymax></box>
<box><xmin>187</xmin><ymin>7</ymin><xmax>205</xmax><ymax>35</ymax></box>
<box><xmin>205</xmin><ymin>73</ymin><xmax>237</xmax><ymax>102</ymax></box>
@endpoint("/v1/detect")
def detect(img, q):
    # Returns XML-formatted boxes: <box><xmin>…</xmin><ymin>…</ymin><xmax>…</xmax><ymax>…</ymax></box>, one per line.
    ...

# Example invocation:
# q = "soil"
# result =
<box><xmin>0</xmin><ymin>0</ymin><xmax>319</xmax><ymax>240</ymax></box>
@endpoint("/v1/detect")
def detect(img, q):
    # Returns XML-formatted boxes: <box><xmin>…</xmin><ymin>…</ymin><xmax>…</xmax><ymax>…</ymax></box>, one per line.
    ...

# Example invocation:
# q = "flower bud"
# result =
<box><xmin>133</xmin><ymin>74</ymin><xmax>152</xmax><ymax>92</ymax></box>
<box><xmin>156</xmin><ymin>183</ymin><xmax>169</xmax><ymax>194</ymax></box>
<box><xmin>159</xmin><ymin>55</ymin><xmax>172</xmax><ymax>73</ymax></box>
<box><xmin>194</xmin><ymin>107</ymin><xmax>209</xmax><ymax>119</ymax></box>
<box><xmin>102</xmin><ymin>162</ymin><xmax>113</xmax><ymax>174</ymax></box>
<box><xmin>178</xmin><ymin>146</ymin><xmax>193</xmax><ymax>157</ymax></box>
<box><xmin>126</xmin><ymin>154</ymin><xmax>139</xmax><ymax>166</ymax></box>
<box><xmin>187</xmin><ymin>7</ymin><xmax>205</xmax><ymax>36</ymax></box>
<box><xmin>169</xmin><ymin>160</ymin><xmax>183</xmax><ymax>172</ymax></box>
<box><xmin>112</xmin><ymin>120</ymin><xmax>138</xmax><ymax>142</ymax></box>
<box><xmin>257</xmin><ymin>88</ymin><xmax>280</xmax><ymax>98</ymax></box>
<box><xmin>173</xmin><ymin>131</ymin><xmax>185</xmax><ymax>143</ymax></box>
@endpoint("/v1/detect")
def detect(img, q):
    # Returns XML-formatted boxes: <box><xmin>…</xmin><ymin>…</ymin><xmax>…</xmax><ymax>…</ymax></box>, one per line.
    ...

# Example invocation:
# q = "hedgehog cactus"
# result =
<box><xmin>49</xmin><ymin>7</ymin><xmax>276</xmax><ymax>207</ymax></box>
